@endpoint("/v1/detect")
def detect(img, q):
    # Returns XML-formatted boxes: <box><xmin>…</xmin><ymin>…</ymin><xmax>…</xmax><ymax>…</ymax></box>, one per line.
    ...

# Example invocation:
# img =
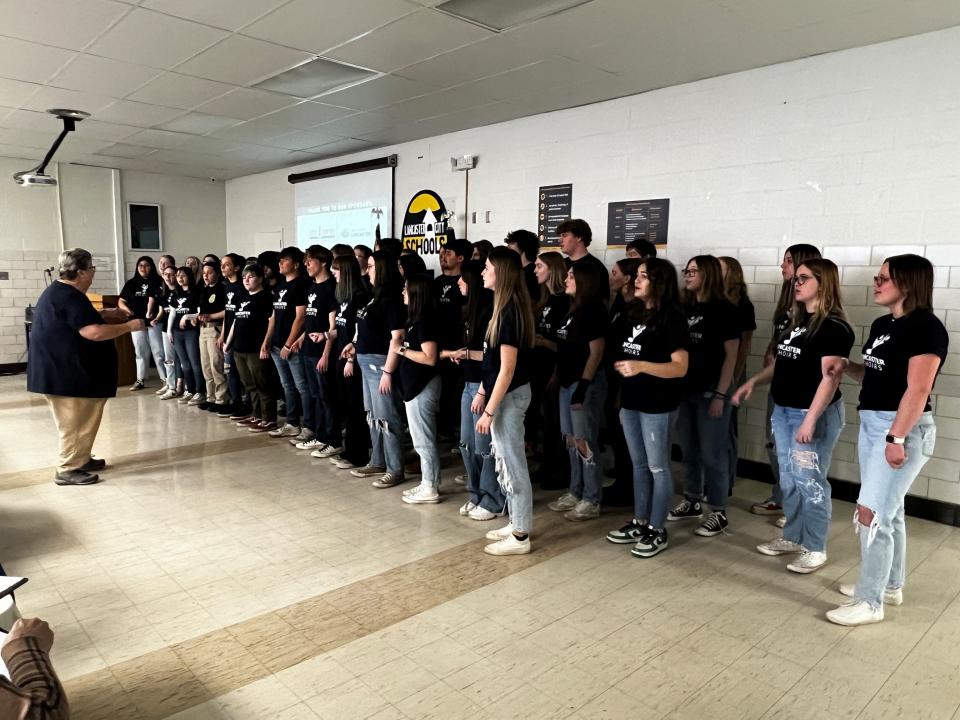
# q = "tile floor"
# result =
<box><xmin>2</xmin><ymin>374</ymin><xmax>960</xmax><ymax>719</ymax></box>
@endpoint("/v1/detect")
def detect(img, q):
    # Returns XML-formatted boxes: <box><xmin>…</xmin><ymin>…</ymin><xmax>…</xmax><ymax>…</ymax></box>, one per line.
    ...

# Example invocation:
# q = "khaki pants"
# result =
<box><xmin>199</xmin><ymin>325</ymin><xmax>227</xmax><ymax>404</ymax></box>
<box><xmin>45</xmin><ymin>395</ymin><xmax>108</xmax><ymax>473</ymax></box>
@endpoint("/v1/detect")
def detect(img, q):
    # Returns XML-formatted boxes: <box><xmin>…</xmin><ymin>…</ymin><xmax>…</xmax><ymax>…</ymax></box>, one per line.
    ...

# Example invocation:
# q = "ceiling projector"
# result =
<box><xmin>12</xmin><ymin>108</ymin><xmax>90</xmax><ymax>188</ymax></box>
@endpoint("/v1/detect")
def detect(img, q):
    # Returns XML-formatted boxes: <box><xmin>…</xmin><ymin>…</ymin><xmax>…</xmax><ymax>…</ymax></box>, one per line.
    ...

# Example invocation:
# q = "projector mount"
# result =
<box><xmin>13</xmin><ymin>108</ymin><xmax>90</xmax><ymax>187</ymax></box>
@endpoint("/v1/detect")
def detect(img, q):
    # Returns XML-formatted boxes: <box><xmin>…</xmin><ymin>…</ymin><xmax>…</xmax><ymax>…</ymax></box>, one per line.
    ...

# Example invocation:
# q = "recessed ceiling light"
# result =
<box><xmin>253</xmin><ymin>57</ymin><xmax>377</xmax><ymax>99</ymax></box>
<box><xmin>436</xmin><ymin>0</ymin><xmax>595</xmax><ymax>31</ymax></box>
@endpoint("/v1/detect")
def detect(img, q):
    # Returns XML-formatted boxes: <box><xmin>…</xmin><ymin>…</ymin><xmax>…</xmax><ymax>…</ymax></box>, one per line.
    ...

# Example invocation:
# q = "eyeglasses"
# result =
<box><xmin>794</xmin><ymin>273</ymin><xmax>814</xmax><ymax>286</ymax></box>
<box><xmin>874</xmin><ymin>275</ymin><xmax>891</xmax><ymax>286</ymax></box>
<box><xmin>682</xmin><ymin>269</ymin><xmax>699</xmax><ymax>277</ymax></box>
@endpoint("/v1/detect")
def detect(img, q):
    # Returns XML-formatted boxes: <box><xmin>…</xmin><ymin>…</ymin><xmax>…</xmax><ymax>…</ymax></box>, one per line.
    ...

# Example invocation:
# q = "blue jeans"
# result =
<box><xmin>766</xmin><ymin>392</ymin><xmax>783</xmax><ymax>504</ymax></box>
<box><xmin>304</xmin><ymin>355</ymin><xmax>340</xmax><ymax>444</ymax></box>
<box><xmin>620</xmin><ymin>409</ymin><xmax>675</xmax><ymax>529</ymax></box>
<box><xmin>405</xmin><ymin>376</ymin><xmax>441</xmax><ymax>488</ymax></box>
<box><xmin>677</xmin><ymin>392</ymin><xmax>733</xmax><ymax>511</ymax></box>
<box><xmin>173</xmin><ymin>327</ymin><xmax>203</xmax><ymax>394</ymax></box>
<box><xmin>854</xmin><ymin>411</ymin><xmax>936</xmax><ymax>608</ymax></box>
<box><xmin>271</xmin><ymin>348</ymin><xmax>313</xmax><ymax>429</ymax></box>
<box><xmin>131</xmin><ymin>324</ymin><xmax>165</xmax><ymax>382</ymax></box>
<box><xmin>558</xmin><ymin>373</ymin><xmax>607</xmax><ymax>505</ymax></box>
<box><xmin>771</xmin><ymin>400</ymin><xmax>845</xmax><ymax>553</ymax></box>
<box><xmin>358</xmin><ymin>353</ymin><xmax>404</xmax><ymax>475</ymax></box>
<box><xmin>460</xmin><ymin>381</ymin><xmax>506</xmax><ymax>513</ymax></box>
<box><xmin>223</xmin><ymin>348</ymin><xmax>244</xmax><ymax>404</ymax></box>
<box><xmin>490</xmin><ymin>384</ymin><xmax>533</xmax><ymax>534</ymax></box>
<box><xmin>162</xmin><ymin>330</ymin><xmax>181</xmax><ymax>388</ymax></box>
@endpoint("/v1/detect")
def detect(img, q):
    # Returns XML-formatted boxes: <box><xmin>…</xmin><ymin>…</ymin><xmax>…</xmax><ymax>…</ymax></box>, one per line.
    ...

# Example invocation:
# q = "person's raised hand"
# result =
<box><xmin>4</xmin><ymin>618</ymin><xmax>54</xmax><ymax>654</ymax></box>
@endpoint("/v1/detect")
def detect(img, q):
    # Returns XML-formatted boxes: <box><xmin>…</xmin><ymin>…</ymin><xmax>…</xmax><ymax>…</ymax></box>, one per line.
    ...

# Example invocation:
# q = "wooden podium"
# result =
<box><xmin>87</xmin><ymin>293</ymin><xmax>137</xmax><ymax>387</ymax></box>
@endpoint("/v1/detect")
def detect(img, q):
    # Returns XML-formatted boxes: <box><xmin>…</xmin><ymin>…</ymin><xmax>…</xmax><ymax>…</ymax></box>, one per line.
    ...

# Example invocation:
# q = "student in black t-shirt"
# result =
<box><xmin>504</xmin><ymin>229</ymin><xmax>541</xmax><ymax>303</ymax></box>
<box><xmin>224</xmin><ymin>263</ymin><xmax>277</xmax><ymax>432</ymax></box>
<box><xmin>196</xmin><ymin>260</ymin><xmax>228</xmax><ymax>411</ymax></box>
<box><xmin>547</xmin><ymin>263</ymin><xmax>609</xmax><ymax>521</ymax></box>
<box><xmin>670</xmin><ymin>255</ymin><xmax>741</xmax><ymax>537</ymax></box>
<box><xmin>434</xmin><ymin>239</ymin><xmax>470</xmax><ymax>442</ymax></box>
<box><xmin>734</xmin><ymin>259</ymin><xmax>853</xmax><ymax>574</ymax></box>
<box><xmin>474</xmin><ymin>248</ymin><xmax>536</xmax><ymax>555</ymax></box>
<box><xmin>346</xmin><ymin>251</ymin><xmax>408</xmax><ymax>487</ymax></box>
<box><xmin>396</xmin><ymin>275</ymin><xmax>443</xmax><ymax>504</ymax></box>
<box><xmin>218</xmin><ymin>253</ymin><xmax>250</xmax><ymax>418</ymax></box>
<box><xmin>606</xmin><ymin>258</ymin><xmax>688</xmax><ymax>557</ymax></box>
<box><xmin>155</xmin><ymin>265</ymin><xmax>184</xmax><ymax>399</ymax></box>
<box><xmin>718</xmin><ymin>256</ymin><xmax>757</xmax><ymax>494</ymax></box>
<box><xmin>625</xmin><ymin>238</ymin><xmax>657</xmax><ymax>260</ymax></box>
<box><xmin>118</xmin><ymin>256</ymin><xmax>164</xmax><ymax>391</ymax></box>
<box><xmin>751</xmin><ymin>244</ymin><xmax>821</xmax><ymax>519</ymax></box>
<box><xmin>171</xmin><ymin>266</ymin><xmax>205</xmax><ymax>405</ymax></box>
<box><xmin>354</xmin><ymin>244</ymin><xmax>373</xmax><ymax>292</ymax></box>
<box><xmin>528</xmin><ymin>251</ymin><xmax>570</xmax><ymax>487</ymax></box>
<box><xmin>556</xmin><ymin>218</ymin><xmax>609</xmax><ymax>293</ymax></box>
<box><xmin>826</xmin><ymin>254</ymin><xmax>948</xmax><ymax>627</ymax></box>
<box><xmin>441</xmin><ymin>260</ymin><xmax>506</xmax><ymax>520</ymax></box>
<box><xmin>327</xmin><ymin>254</ymin><xmax>371</xmax><ymax>470</ymax></box>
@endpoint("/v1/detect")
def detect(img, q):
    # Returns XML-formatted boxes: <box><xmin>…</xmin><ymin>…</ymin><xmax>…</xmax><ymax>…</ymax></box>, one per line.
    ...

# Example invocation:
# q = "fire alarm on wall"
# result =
<box><xmin>450</xmin><ymin>154</ymin><xmax>476</xmax><ymax>171</ymax></box>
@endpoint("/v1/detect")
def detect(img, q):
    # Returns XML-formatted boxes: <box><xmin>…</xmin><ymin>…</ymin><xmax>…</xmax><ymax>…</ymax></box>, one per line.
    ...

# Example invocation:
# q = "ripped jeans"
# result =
<box><xmin>771</xmin><ymin>400</ymin><xmax>844</xmax><ymax>553</ymax></box>
<box><xmin>490</xmin><ymin>384</ymin><xmax>533</xmax><ymax>535</ymax></box>
<box><xmin>854</xmin><ymin>410</ymin><xmax>936</xmax><ymax>608</ymax></box>
<box><xmin>358</xmin><ymin>353</ymin><xmax>405</xmax><ymax>475</ymax></box>
<box><xmin>558</xmin><ymin>374</ymin><xmax>607</xmax><ymax>505</ymax></box>
<box><xmin>620</xmin><ymin>409</ymin><xmax>675</xmax><ymax>529</ymax></box>
<box><xmin>460</xmin><ymin>381</ymin><xmax>506</xmax><ymax>513</ymax></box>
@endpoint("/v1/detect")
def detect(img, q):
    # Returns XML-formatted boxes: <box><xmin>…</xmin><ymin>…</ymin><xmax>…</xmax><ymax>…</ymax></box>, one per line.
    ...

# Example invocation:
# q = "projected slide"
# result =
<box><xmin>295</xmin><ymin>167</ymin><xmax>392</xmax><ymax>248</ymax></box>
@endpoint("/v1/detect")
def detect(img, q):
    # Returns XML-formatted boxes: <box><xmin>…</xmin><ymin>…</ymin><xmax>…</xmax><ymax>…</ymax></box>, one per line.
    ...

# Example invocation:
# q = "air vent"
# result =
<box><xmin>253</xmin><ymin>57</ymin><xmax>377</xmax><ymax>99</ymax></box>
<box><xmin>436</xmin><ymin>0</ymin><xmax>595</xmax><ymax>31</ymax></box>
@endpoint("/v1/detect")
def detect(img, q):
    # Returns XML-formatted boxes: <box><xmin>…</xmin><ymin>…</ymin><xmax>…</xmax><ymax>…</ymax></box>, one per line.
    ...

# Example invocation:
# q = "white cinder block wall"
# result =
<box><xmin>247</xmin><ymin>27</ymin><xmax>960</xmax><ymax>505</ymax></box>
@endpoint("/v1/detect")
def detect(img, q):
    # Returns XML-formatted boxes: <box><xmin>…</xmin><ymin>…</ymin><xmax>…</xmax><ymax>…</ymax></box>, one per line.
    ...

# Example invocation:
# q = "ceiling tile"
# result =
<box><xmin>175</xmin><ymin>35</ymin><xmax>313</xmax><ymax>86</ymax></box>
<box><xmin>436</xmin><ymin>0</ymin><xmax>595</xmax><ymax>31</ymax></box>
<box><xmin>0</xmin><ymin>109</ymin><xmax>64</xmax><ymax>132</ymax></box>
<box><xmin>141</xmin><ymin>0</ymin><xmax>288</xmax><ymax>31</ymax></box>
<box><xmin>22</xmin><ymin>86</ymin><xmax>117</xmax><ymax>114</ymax></box>
<box><xmin>95</xmin><ymin>143</ymin><xmax>159</xmax><ymax>158</ymax></box>
<box><xmin>75</xmin><ymin>119</ymin><xmax>141</xmax><ymax>142</ymax></box>
<box><xmin>0</xmin><ymin>36</ymin><xmax>76</xmax><ymax>84</ymax></box>
<box><xmin>414</xmin><ymin>100</ymin><xmax>530</xmax><ymax>134</ymax></box>
<box><xmin>175</xmin><ymin>135</ymin><xmax>245</xmax><ymax>153</ymax></box>
<box><xmin>49</xmin><ymin>54</ymin><xmax>162</xmax><ymax>97</ymax></box>
<box><xmin>128</xmin><ymin>73</ymin><xmax>235</xmax><ymax>109</ymax></box>
<box><xmin>0</xmin><ymin>127</ymin><xmax>52</xmax><ymax>148</ymax></box>
<box><xmin>88</xmin><ymin>8</ymin><xmax>228</xmax><ymax>69</ymax></box>
<box><xmin>193</xmin><ymin>87</ymin><xmax>298</xmax><ymax>120</ymax></box>
<box><xmin>315</xmin><ymin>111</ymin><xmax>394</xmax><ymax>137</ymax></box>
<box><xmin>378</xmin><ymin>83</ymin><xmax>502</xmax><ymax>123</ymax></box>
<box><xmin>396</xmin><ymin>34</ymin><xmax>544</xmax><ymax>86</ymax></box>
<box><xmin>211</xmin><ymin>116</ymin><xmax>295</xmax><ymax>143</ymax></box>
<box><xmin>94</xmin><ymin>99</ymin><xmax>186</xmax><ymax>126</ymax></box>
<box><xmin>0</xmin><ymin>78</ymin><xmax>41</xmax><ymax>108</ymax></box>
<box><xmin>316</xmin><ymin>74</ymin><xmax>439</xmax><ymax>111</ymax></box>
<box><xmin>124</xmin><ymin>128</ymin><xmax>193</xmax><ymax>149</ymax></box>
<box><xmin>500</xmin><ymin>0</ymin><xmax>633</xmax><ymax>56</ymax></box>
<box><xmin>260</xmin><ymin>128</ymin><xmax>347</xmax><ymax>150</ymax></box>
<box><xmin>0</xmin><ymin>143</ymin><xmax>43</xmax><ymax>160</ymax></box>
<box><xmin>242</xmin><ymin>0</ymin><xmax>417</xmax><ymax>53</ymax></box>
<box><xmin>0</xmin><ymin>0</ymin><xmax>130</xmax><ymax>51</ymax></box>
<box><xmin>252</xmin><ymin>58</ymin><xmax>377</xmax><ymax>99</ymax></box>
<box><xmin>459</xmin><ymin>57</ymin><xmax>614</xmax><ymax>103</ymax></box>
<box><xmin>148</xmin><ymin>148</ymin><xmax>228</xmax><ymax>166</ymax></box>
<box><xmin>157</xmin><ymin>112</ymin><xmax>239</xmax><ymax>134</ymax></box>
<box><xmin>327</xmin><ymin>9</ymin><xmax>494</xmax><ymax>72</ymax></box>
<box><xmin>256</xmin><ymin>101</ymin><xmax>355</xmax><ymax>129</ymax></box>
<box><xmin>301</xmin><ymin>137</ymin><xmax>378</xmax><ymax>156</ymax></box>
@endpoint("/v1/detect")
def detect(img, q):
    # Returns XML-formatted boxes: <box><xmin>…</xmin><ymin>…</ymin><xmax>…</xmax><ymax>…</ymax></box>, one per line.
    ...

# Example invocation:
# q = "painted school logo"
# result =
<box><xmin>864</xmin><ymin>334</ymin><xmax>891</xmax><ymax>356</ymax></box>
<box><xmin>402</xmin><ymin>190</ymin><xmax>456</xmax><ymax>256</ymax></box>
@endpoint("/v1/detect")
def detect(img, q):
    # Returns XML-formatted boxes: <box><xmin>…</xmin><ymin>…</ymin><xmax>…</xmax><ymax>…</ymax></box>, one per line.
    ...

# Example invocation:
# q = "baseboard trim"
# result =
<box><xmin>0</xmin><ymin>362</ymin><xmax>26</xmax><ymax>375</ymax></box>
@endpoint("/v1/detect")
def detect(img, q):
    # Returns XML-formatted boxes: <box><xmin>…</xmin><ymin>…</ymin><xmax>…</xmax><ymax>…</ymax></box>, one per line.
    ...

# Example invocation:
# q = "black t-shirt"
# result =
<box><xmin>355</xmin><ymin>293</ymin><xmax>406</xmax><ymax>356</ymax></box>
<box><xmin>770</xmin><ymin>313</ymin><xmax>855</xmax><ymax>409</ymax></box>
<box><xmin>736</xmin><ymin>295</ymin><xmax>757</xmax><ymax>334</ymax></box>
<box><xmin>231</xmin><ymin>289</ymin><xmax>274</xmax><ymax>353</ymax></box>
<box><xmin>334</xmin><ymin>290</ymin><xmax>371</xmax><ymax>359</ymax></box>
<box><xmin>859</xmin><ymin>310</ymin><xmax>949</xmax><ymax>412</ymax></box>
<box><xmin>571</xmin><ymin>253</ymin><xmax>609</xmax><ymax>291</ymax></box>
<box><xmin>28</xmin><ymin>281</ymin><xmax>118</xmax><ymax>398</ymax></box>
<box><xmin>198</xmin><ymin>282</ymin><xmax>226</xmax><ymax>318</ymax></box>
<box><xmin>523</xmin><ymin>263</ymin><xmax>539</xmax><ymax>303</ymax></box>
<box><xmin>482</xmin><ymin>304</ymin><xmax>531</xmax><ymax>395</ymax></box>
<box><xmin>532</xmin><ymin>292</ymin><xmax>570</xmax><ymax>380</ymax></box>
<box><xmin>272</xmin><ymin>275</ymin><xmax>310</xmax><ymax>348</ymax></box>
<box><xmin>303</xmin><ymin>277</ymin><xmax>337</xmax><ymax>358</ymax></box>
<box><xmin>463</xmin><ymin>292</ymin><xmax>493</xmax><ymax>383</ymax></box>
<box><xmin>684</xmin><ymin>299</ymin><xmax>741</xmax><ymax>392</ymax></box>
<box><xmin>398</xmin><ymin>317</ymin><xmax>439</xmax><ymax>401</ymax></box>
<box><xmin>616</xmin><ymin>304</ymin><xmax>689</xmax><ymax>413</ymax></box>
<box><xmin>432</xmin><ymin>274</ymin><xmax>464</xmax><ymax>350</ymax></box>
<box><xmin>223</xmin><ymin>279</ymin><xmax>245</xmax><ymax>335</ymax></box>
<box><xmin>119</xmin><ymin>276</ymin><xmax>162</xmax><ymax>320</ymax></box>
<box><xmin>170</xmin><ymin>286</ymin><xmax>199</xmax><ymax>333</ymax></box>
<box><xmin>773</xmin><ymin>310</ymin><xmax>791</xmax><ymax>342</ymax></box>
<box><xmin>555</xmin><ymin>298</ymin><xmax>609</xmax><ymax>387</ymax></box>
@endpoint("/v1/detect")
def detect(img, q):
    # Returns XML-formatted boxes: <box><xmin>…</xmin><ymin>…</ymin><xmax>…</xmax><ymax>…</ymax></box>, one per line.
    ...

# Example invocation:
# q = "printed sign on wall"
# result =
<box><xmin>401</xmin><ymin>190</ymin><xmax>457</xmax><ymax>255</ymax></box>
<box><xmin>537</xmin><ymin>183</ymin><xmax>573</xmax><ymax>247</ymax></box>
<box><xmin>606</xmin><ymin>198</ymin><xmax>670</xmax><ymax>247</ymax></box>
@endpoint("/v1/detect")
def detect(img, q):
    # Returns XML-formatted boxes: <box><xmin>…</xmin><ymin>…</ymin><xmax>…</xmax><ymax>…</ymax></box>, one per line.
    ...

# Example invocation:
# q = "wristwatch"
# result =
<box><xmin>885</xmin><ymin>434</ymin><xmax>905</xmax><ymax>445</ymax></box>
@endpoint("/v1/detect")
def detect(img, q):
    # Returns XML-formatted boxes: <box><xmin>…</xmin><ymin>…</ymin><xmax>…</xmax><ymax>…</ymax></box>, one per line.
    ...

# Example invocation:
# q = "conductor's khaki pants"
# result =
<box><xmin>45</xmin><ymin>395</ymin><xmax>108</xmax><ymax>473</ymax></box>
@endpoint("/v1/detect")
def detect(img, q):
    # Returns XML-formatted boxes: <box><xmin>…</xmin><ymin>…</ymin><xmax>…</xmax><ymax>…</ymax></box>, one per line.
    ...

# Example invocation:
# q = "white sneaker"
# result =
<box><xmin>154</xmin><ymin>384</ymin><xmax>168</xmax><ymax>396</ymax></box>
<box><xmin>775</xmin><ymin>515</ymin><xmax>786</xmax><ymax>529</ymax></box>
<box><xmin>468</xmin><ymin>505</ymin><xmax>497</xmax><ymax>521</ymax></box>
<box><xmin>756</xmin><ymin>537</ymin><xmax>803</xmax><ymax>556</ymax></box>
<box><xmin>269</xmin><ymin>423</ymin><xmax>300</xmax><ymax>438</ymax></box>
<box><xmin>454</xmin><ymin>474</ymin><xmax>467</xmax><ymax>486</ymax></box>
<box><xmin>177</xmin><ymin>393</ymin><xmax>192</xmax><ymax>404</ymax></box>
<box><xmin>826</xmin><ymin>600</ymin><xmax>884</xmax><ymax>626</ymax></box>
<box><xmin>159</xmin><ymin>390</ymin><xmax>178</xmax><ymax>400</ymax></box>
<box><xmin>787</xmin><ymin>550</ymin><xmax>827</xmax><ymax>574</ymax></box>
<box><xmin>187</xmin><ymin>392</ymin><xmax>205</xmax><ymax>405</ymax></box>
<box><xmin>485</xmin><ymin>523</ymin><xmax>514</xmax><ymax>541</ymax></box>
<box><xmin>331</xmin><ymin>458</ymin><xmax>356</xmax><ymax>470</ymax></box>
<box><xmin>318</xmin><ymin>445</ymin><xmax>343</xmax><ymax>458</ymax></box>
<box><xmin>459</xmin><ymin>500</ymin><xmax>477</xmax><ymax>516</ymax></box>
<box><xmin>839</xmin><ymin>584</ymin><xmax>903</xmax><ymax>606</ymax></box>
<box><xmin>401</xmin><ymin>484</ymin><xmax>440</xmax><ymax>504</ymax></box>
<box><xmin>484</xmin><ymin>534</ymin><xmax>531</xmax><ymax>556</ymax></box>
<box><xmin>564</xmin><ymin>500</ymin><xmax>600</xmax><ymax>522</ymax></box>
<box><xmin>290</xmin><ymin>429</ymin><xmax>314</xmax><ymax>445</ymax></box>
<box><xmin>547</xmin><ymin>493</ymin><xmax>578</xmax><ymax>512</ymax></box>
<box><xmin>297</xmin><ymin>439</ymin><xmax>324</xmax><ymax>451</ymax></box>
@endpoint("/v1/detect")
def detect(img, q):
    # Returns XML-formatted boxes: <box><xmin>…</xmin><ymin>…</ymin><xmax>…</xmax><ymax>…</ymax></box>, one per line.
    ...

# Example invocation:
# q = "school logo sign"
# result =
<box><xmin>401</xmin><ymin>190</ymin><xmax>456</xmax><ymax>255</ymax></box>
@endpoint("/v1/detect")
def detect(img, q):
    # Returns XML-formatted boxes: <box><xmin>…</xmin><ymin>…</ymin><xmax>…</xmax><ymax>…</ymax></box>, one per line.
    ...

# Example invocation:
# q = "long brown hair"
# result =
<box><xmin>719</xmin><ymin>256</ymin><xmax>748</xmax><ymax>304</ymax></box>
<box><xmin>681</xmin><ymin>255</ymin><xmax>725</xmax><ymax>305</ymax></box>
<box><xmin>774</xmin><ymin>243</ymin><xmax>821</xmax><ymax>321</ymax></box>
<box><xmin>885</xmin><ymin>254</ymin><xmax>933</xmax><ymax>314</ymax></box>
<box><xmin>790</xmin><ymin>258</ymin><xmax>847</xmax><ymax>337</ymax></box>
<box><xmin>535</xmin><ymin>251</ymin><xmax>566</xmax><ymax>311</ymax></box>
<box><xmin>485</xmin><ymin>248</ymin><xmax>535</xmax><ymax>348</ymax></box>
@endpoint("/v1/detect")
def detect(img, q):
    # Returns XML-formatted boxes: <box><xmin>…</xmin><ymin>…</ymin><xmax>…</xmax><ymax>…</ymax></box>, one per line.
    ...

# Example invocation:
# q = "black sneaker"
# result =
<box><xmin>55</xmin><ymin>470</ymin><xmax>99</xmax><ymax>486</ymax></box>
<box><xmin>667</xmin><ymin>499</ymin><xmax>702</xmax><ymax>521</ymax></box>
<box><xmin>695</xmin><ymin>511</ymin><xmax>729</xmax><ymax>537</ymax></box>
<box><xmin>80</xmin><ymin>457</ymin><xmax>106</xmax><ymax>472</ymax></box>
<box><xmin>631</xmin><ymin>527</ymin><xmax>668</xmax><ymax>558</ymax></box>
<box><xmin>606</xmin><ymin>519</ymin><xmax>647</xmax><ymax>544</ymax></box>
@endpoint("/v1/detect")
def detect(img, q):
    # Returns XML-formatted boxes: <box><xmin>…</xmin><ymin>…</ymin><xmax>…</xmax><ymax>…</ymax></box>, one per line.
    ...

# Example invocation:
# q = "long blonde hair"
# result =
<box><xmin>486</xmin><ymin>247</ymin><xmax>535</xmax><ymax>347</ymax></box>
<box><xmin>719</xmin><ymin>256</ymin><xmax>748</xmax><ymax>304</ymax></box>
<box><xmin>790</xmin><ymin>258</ymin><xmax>846</xmax><ymax>337</ymax></box>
